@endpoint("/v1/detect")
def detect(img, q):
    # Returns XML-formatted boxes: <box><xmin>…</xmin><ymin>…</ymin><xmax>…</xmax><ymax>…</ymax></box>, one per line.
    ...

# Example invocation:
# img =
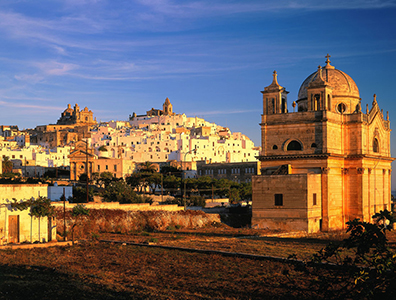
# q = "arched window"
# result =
<box><xmin>314</xmin><ymin>94</ymin><xmax>320</xmax><ymax>110</ymax></box>
<box><xmin>373</xmin><ymin>138</ymin><xmax>379</xmax><ymax>153</ymax></box>
<box><xmin>271</xmin><ymin>98</ymin><xmax>275</xmax><ymax>114</ymax></box>
<box><xmin>281</xmin><ymin>98</ymin><xmax>287</xmax><ymax>113</ymax></box>
<box><xmin>337</xmin><ymin>103</ymin><xmax>346</xmax><ymax>114</ymax></box>
<box><xmin>272</xmin><ymin>145</ymin><xmax>278</xmax><ymax>150</ymax></box>
<box><xmin>311</xmin><ymin>143</ymin><xmax>317</xmax><ymax>148</ymax></box>
<box><xmin>287</xmin><ymin>140</ymin><xmax>302</xmax><ymax>151</ymax></box>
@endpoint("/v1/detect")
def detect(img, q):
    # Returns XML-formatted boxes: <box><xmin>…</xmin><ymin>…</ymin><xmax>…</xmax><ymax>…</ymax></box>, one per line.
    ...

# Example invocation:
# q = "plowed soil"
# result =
<box><xmin>1</xmin><ymin>228</ymin><xmax>395</xmax><ymax>299</ymax></box>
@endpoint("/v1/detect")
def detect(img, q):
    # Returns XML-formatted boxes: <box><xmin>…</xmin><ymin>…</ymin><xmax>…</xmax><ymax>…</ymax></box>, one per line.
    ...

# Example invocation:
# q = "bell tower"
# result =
<box><xmin>261</xmin><ymin>71</ymin><xmax>289</xmax><ymax>115</ymax></box>
<box><xmin>163</xmin><ymin>97</ymin><xmax>173</xmax><ymax>115</ymax></box>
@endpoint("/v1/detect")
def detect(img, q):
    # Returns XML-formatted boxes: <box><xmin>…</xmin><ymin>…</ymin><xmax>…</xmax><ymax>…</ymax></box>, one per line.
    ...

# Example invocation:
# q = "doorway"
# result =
<box><xmin>8</xmin><ymin>215</ymin><xmax>20</xmax><ymax>243</ymax></box>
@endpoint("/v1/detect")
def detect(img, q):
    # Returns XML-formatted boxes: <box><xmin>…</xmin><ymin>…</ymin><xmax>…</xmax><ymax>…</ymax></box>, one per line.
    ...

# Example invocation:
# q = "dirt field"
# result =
<box><xmin>1</xmin><ymin>227</ymin><xmax>395</xmax><ymax>299</ymax></box>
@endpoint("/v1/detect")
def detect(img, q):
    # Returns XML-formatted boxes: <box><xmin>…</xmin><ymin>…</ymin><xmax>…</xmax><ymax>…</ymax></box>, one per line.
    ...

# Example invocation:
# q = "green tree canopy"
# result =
<box><xmin>138</xmin><ymin>161</ymin><xmax>157</xmax><ymax>173</ymax></box>
<box><xmin>101</xmin><ymin>179</ymin><xmax>148</xmax><ymax>203</ymax></box>
<box><xmin>2</xmin><ymin>156</ymin><xmax>13</xmax><ymax>174</ymax></box>
<box><xmin>11</xmin><ymin>196</ymin><xmax>55</xmax><ymax>218</ymax></box>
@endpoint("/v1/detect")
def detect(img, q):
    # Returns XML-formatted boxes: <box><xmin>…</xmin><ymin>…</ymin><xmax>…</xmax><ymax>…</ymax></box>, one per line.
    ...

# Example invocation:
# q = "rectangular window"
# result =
<box><xmin>106</xmin><ymin>165</ymin><xmax>108</xmax><ymax>170</ymax></box>
<box><xmin>275</xmin><ymin>194</ymin><xmax>283</xmax><ymax>206</ymax></box>
<box><xmin>97</xmin><ymin>165</ymin><xmax>100</xmax><ymax>171</ymax></box>
<box><xmin>313</xmin><ymin>193</ymin><xmax>317</xmax><ymax>206</ymax></box>
<box><xmin>114</xmin><ymin>165</ymin><xmax>117</xmax><ymax>171</ymax></box>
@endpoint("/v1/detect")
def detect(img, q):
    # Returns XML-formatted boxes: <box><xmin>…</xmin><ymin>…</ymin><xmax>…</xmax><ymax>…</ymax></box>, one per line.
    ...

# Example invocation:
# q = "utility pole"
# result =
<box><xmin>63</xmin><ymin>187</ymin><xmax>66</xmax><ymax>241</ymax></box>
<box><xmin>86</xmin><ymin>138</ymin><xmax>89</xmax><ymax>203</ymax></box>
<box><xmin>182</xmin><ymin>146</ymin><xmax>197</xmax><ymax>208</ymax></box>
<box><xmin>161</xmin><ymin>173</ymin><xmax>163</xmax><ymax>202</ymax></box>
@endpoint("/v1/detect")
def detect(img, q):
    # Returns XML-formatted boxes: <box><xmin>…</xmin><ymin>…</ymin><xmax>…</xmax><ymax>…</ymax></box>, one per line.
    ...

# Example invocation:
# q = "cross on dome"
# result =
<box><xmin>324</xmin><ymin>53</ymin><xmax>335</xmax><ymax>69</ymax></box>
<box><xmin>325</xmin><ymin>53</ymin><xmax>331</xmax><ymax>64</ymax></box>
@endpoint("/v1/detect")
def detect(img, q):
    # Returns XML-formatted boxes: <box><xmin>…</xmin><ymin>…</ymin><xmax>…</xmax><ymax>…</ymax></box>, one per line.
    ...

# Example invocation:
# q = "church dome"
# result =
<box><xmin>63</xmin><ymin>104</ymin><xmax>73</xmax><ymax>114</ymax></box>
<box><xmin>297</xmin><ymin>55</ymin><xmax>360</xmax><ymax>101</ymax></box>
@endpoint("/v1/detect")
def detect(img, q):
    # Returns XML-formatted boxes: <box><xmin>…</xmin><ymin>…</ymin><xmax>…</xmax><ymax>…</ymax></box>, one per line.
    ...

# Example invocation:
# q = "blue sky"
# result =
<box><xmin>0</xmin><ymin>0</ymin><xmax>396</xmax><ymax>187</ymax></box>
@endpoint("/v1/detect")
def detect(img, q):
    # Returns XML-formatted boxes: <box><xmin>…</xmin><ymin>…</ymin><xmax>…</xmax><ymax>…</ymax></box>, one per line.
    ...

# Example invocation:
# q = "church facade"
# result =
<box><xmin>252</xmin><ymin>55</ymin><xmax>393</xmax><ymax>233</ymax></box>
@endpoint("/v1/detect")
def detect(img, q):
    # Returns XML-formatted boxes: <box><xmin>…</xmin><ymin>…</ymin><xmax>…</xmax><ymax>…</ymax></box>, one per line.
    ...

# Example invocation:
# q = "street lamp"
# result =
<box><xmin>182</xmin><ymin>146</ymin><xmax>196</xmax><ymax>207</ymax></box>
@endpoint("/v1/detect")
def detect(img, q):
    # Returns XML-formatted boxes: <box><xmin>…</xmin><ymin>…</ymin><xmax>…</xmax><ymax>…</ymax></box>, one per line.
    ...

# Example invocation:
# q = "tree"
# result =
<box><xmin>98</xmin><ymin>145</ymin><xmax>108</xmax><ymax>152</ymax></box>
<box><xmin>238</xmin><ymin>182</ymin><xmax>252</xmax><ymax>201</ymax></box>
<box><xmin>102</xmin><ymin>180</ymin><xmax>139</xmax><ymax>203</ymax></box>
<box><xmin>126</xmin><ymin>173</ymin><xmax>142</xmax><ymax>190</ymax></box>
<box><xmin>101</xmin><ymin>179</ymin><xmax>152</xmax><ymax>203</ymax></box>
<box><xmin>71</xmin><ymin>204</ymin><xmax>90</xmax><ymax>245</ymax></box>
<box><xmin>228</xmin><ymin>187</ymin><xmax>240</xmax><ymax>204</ymax></box>
<box><xmin>78</xmin><ymin>172</ymin><xmax>88</xmax><ymax>183</ymax></box>
<box><xmin>160</xmin><ymin>165</ymin><xmax>180</xmax><ymax>175</ymax></box>
<box><xmin>2</xmin><ymin>156</ymin><xmax>13</xmax><ymax>174</ymax></box>
<box><xmin>11</xmin><ymin>197</ymin><xmax>55</xmax><ymax>242</ymax></box>
<box><xmin>138</xmin><ymin>161</ymin><xmax>157</xmax><ymax>173</ymax></box>
<box><xmin>91</xmin><ymin>172</ymin><xmax>100</xmax><ymax>185</ymax></box>
<box><xmin>147</xmin><ymin>172</ymin><xmax>162</xmax><ymax>194</ymax></box>
<box><xmin>99</xmin><ymin>171</ymin><xmax>116</xmax><ymax>188</ymax></box>
<box><xmin>71</xmin><ymin>186</ymin><xmax>94</xmax><ymax>203</ymax></box>
<box><xmin>162</xmin><ymin>175</ymin><xmax>180</xmax><ymax>195</ymax></box>
<box><xmin>214</xmin><ymin>178</ymin><xmax>232</xmax><ymax>198</ymax></box>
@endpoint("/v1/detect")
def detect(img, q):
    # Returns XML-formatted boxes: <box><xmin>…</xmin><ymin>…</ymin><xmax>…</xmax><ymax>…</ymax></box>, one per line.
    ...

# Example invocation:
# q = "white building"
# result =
<box><xmin>89</xmin><ymin>99</ymin><xmax>259</xmax><ymax>166</ymax></box>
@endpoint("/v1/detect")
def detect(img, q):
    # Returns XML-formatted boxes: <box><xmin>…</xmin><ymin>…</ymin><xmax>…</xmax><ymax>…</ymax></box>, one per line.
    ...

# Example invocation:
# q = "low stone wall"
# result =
<box><xmin>52</xmin><ymin>201</ymin><xmax>184</xmax><ymax>212</ymax></box>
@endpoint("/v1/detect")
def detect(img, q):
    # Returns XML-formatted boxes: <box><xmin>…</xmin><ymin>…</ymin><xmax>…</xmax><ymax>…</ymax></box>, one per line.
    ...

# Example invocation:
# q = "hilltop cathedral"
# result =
<box><xmin>252</xmin><ymin>55</ymin><xmax>393</xmax><ymax>233</ymax></box>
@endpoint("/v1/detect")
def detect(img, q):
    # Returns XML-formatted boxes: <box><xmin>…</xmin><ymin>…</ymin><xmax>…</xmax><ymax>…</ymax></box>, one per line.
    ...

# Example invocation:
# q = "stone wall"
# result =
<box><xmin>52</xmin><ymin>201</ymin><xmax>184</xmax><ymax>212</ymax></box>
<box><xmin>252</xmin><ymin>173</ymin><xmax>322</xmax><ymax>233</ymax></box>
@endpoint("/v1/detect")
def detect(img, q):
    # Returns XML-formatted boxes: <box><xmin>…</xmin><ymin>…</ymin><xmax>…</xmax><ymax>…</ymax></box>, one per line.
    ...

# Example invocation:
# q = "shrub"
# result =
<box><xmin>290</xmin><ymin>210</ymin><xmax>396</xmax><ymax>299</ymax></box>
<box><xmin>189</xmin><ymin>195</ymin><xmax>206</xmax><ymax>207</ymax></box>
<box><xmin>72</xmin><ymin>204</ymin><xmax>90</xmax><ymax>217</ymax></box>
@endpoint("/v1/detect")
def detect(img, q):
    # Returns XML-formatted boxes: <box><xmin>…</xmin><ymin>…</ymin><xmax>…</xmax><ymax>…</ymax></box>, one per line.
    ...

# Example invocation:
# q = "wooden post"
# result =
<box><xmin>63</xmin><ymin>188</ymin><xmax>66</xmax><ymax>241</ymax></box>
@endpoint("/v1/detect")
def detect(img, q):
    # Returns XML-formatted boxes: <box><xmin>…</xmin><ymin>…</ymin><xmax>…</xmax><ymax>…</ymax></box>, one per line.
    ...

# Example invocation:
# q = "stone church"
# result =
<box><xmin>57</xmin><ymin>103</ymin><xmax>96</xmax><ymax>126</ymax></box>
<box><xmin>252</xmin><ymin>55</ymin><xmax>393</xmax><ymax>233</ymax></box>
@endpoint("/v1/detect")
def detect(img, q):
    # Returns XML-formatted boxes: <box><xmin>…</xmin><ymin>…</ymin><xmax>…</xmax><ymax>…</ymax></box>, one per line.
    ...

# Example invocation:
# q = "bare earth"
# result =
<box><xmin>1</xmin><ymin>228</ymin><xmax>395</xmax><ymax>299</ymax></box>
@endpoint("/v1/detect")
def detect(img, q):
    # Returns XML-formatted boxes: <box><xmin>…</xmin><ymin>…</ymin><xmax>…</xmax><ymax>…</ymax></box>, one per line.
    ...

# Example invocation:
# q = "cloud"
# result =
<box><xmin>14</xmin><ymin>74</ymin><xmax>45</xmax><ymax>83</ymax></box>
<box><xmin>34</xmin><ymin>61</ymin><xmax>79</xmax><ymax>76</ymax></box>
<box><xmin>52</xmin><ymin>45</ymin><xmax>67</xmax><ymax>55</ymax></box>
<box><xmin>0</xmin><ymin>100</ymin><xmax>63</xmax><ymax>111</ymax></box>
<box><xmin>134</xmin><ymin>0</ymin><xmax>396</xmax><ymax>19</ymax></box>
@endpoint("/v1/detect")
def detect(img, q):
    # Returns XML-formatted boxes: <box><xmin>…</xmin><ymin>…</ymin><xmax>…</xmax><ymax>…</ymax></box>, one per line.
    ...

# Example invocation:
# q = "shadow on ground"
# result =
<box><xmin>0</xmin><ymin>264</ymin><xmax>146</xmax><ymax>300</ymax></box>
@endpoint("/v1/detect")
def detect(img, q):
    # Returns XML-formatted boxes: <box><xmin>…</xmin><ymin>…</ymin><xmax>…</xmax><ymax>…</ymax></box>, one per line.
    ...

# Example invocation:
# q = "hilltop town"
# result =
<box><xmin>0</xmin><ymin>98</ymin><xmax>259</xmax><ymax>182</ymax></box>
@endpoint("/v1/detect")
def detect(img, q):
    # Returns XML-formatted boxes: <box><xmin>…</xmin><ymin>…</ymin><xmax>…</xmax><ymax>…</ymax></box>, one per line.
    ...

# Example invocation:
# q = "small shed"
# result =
<box><xmin>0</xmin><ymin>184</ymin><xmax>57</xmax><ymax>245</ymax></box>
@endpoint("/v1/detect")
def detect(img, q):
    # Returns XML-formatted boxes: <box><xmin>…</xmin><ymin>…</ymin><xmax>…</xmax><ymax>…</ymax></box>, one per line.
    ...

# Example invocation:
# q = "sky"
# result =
<box><xmin>0</xmin><ymin>0</ymin><xmax>396</xmax><ymax>187</ymax></box>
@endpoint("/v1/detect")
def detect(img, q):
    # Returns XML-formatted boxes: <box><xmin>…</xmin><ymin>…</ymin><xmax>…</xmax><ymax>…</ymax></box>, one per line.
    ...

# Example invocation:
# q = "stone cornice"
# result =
<box><xmin>257</xmin><ymin>153</ymin><xmax>395</xmax><ymax>162</ymax></box>
<box><xmin>257</xmin><ymin>154</ymin><xmax>330</xmax><ymax>161</ymax></box>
